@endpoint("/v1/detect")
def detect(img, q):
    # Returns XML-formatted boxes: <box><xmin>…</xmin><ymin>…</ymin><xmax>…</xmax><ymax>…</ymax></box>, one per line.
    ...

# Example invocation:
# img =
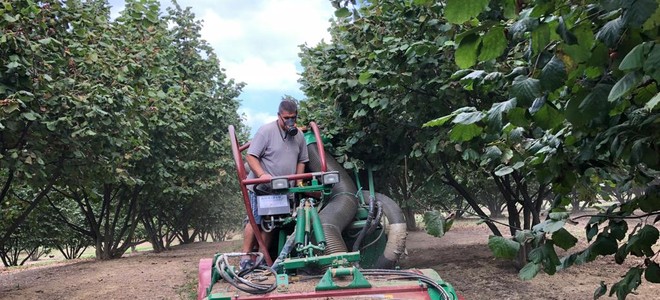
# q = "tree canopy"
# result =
<box><xmin>300</xmin><ymin>0</ymin><xmax>659</xmax><ymax>298</ymax></box>
<box><xmin>0</xmin><ymin>0</ymin><xmax>245</xmax><ymax>263</ymax></box>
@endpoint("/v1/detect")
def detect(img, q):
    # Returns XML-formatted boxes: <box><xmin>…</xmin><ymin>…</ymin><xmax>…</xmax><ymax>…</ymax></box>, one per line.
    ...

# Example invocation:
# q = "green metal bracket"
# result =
<box><xmin>316</xmin><ymin>266</ymin><xmax>372</xmax><ymax>291</ymax></box>
<box><xmin>276</xmin><ymin>273</ymin><xmax>289</xmax><ymax>292</ymax></box>
<box><xmin>367</xmin><ymin>167</ymin><xmax>375</xmax><ymax>200</ymax></box>
<box><xmin>206</xmin><ymin>293</ymin><xmax>232</xmax><ymax>300</ymax></box>
<box><xmin>282</xmin><ymin>251</ymin><xmax>361</xmax><ymax>270</ymax></box>
<box><xmin>206</xmin><ymin>254</ymin><xmax>222</xmax><ymax>297</ymax></box>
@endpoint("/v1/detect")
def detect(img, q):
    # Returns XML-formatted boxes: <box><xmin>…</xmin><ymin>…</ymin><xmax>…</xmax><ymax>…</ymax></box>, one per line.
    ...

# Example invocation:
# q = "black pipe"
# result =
<box><xmin>352</xmin><ymin>195</ymin><xmax>376</xmax><ymax>252</ymax></box>
<box><xmin>361</xmin><ymin>191</ymin><xmax>407</xmax><ymax>269</ymax></box>
<box><xmin>306</xmin><ymin>142</ymin><xmax>358</xmax><ymax>254</ymax></box>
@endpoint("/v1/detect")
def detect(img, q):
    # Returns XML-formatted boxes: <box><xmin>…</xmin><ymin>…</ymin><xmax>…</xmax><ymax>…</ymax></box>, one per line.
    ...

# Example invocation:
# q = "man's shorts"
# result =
<box><xmin>243</xmin><ymin>190</ymin><xmax>262</xmax><ymax>226</ymax></box>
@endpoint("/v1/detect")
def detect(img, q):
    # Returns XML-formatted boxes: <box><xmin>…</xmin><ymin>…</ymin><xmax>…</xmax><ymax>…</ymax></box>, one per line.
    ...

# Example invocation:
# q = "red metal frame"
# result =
<box><xmin>228</xmin><ymin>122</ymin><xmax>327</xmax><ymax>266</ymax></box>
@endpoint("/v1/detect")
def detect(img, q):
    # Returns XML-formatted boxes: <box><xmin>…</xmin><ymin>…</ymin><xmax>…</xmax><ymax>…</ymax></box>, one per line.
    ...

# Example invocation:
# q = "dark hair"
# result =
<box><xmin>278</xmin><ymin>99</ymin><xmax>298</xmax><ymax>114</ymax></box>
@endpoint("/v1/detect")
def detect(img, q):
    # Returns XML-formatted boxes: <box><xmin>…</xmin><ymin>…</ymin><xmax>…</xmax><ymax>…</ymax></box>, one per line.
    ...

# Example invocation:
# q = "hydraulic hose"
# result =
<box><xmin>361</xmin><ymin>191</ymin><xmax>407</xmax><ymax>269</ymax></box>
<box><xmin>214</xmin><ymin>252</ymin><xmax>276</xmax><ymax>295</ymax></box>
<box><xmin>306</xmin><ymin>142</ymin><xmax>358</xmax><ymax>254</ymax></box>
<box><xmin>352</xmin><ymin>195</ymin><xmax>377</xmax><ymax>252</ymax></box>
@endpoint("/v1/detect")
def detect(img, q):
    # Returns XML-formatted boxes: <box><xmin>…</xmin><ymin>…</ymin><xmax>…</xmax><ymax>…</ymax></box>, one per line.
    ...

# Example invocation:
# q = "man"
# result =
<box><xmin>241</xmin><ymin>99</ymin><xmax>309</xmax><ymax>270</ymax></box>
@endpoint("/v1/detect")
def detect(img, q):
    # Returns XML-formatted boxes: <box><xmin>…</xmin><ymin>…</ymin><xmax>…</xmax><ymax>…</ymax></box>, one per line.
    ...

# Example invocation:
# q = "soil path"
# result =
<box><xmin>1</xmin><ymin>220</ymin><xmax>658</xmax><ymax>299</ymax></box>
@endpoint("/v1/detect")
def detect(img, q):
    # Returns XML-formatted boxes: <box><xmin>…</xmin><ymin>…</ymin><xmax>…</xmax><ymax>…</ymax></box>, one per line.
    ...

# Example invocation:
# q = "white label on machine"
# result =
<box><xmin>257</xmin><ymin>194</ymin><xmax>290</xmax><ymax>215</ymax></box>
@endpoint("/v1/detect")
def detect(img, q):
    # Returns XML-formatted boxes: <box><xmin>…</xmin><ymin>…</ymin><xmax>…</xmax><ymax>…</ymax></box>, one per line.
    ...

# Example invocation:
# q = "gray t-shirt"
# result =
<box><xmin>247</xmin><ymin>120</ymin><xmax>309</xmax><ymax>183</ymax></box>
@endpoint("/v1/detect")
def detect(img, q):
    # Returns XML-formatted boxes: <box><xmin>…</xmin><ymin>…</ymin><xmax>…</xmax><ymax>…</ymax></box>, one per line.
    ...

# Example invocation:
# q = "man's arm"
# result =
<box><xmin>295</xmin><ymin>162</ymin><xmax>305</xmax><ymax>186</ymax></box>
<box><xmin>246</xmin><ymin>154</ymin><xmax>271</xmax><ymax>179</ymax></box>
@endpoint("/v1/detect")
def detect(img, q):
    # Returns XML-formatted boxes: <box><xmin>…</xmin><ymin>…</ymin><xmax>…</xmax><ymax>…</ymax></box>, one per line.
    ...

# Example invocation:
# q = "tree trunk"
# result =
<box><xmin>403</xmin><ymin>206</ymin><xmax>417</xmax><ymax>231</ymax></box>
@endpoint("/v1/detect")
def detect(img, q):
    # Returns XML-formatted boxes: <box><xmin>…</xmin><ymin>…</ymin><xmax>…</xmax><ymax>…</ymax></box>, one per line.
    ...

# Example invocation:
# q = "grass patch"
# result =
<box><xmin>177</xmin><ymin>269</ymin><xmax>198</xmax><ymax>300</ymax></box>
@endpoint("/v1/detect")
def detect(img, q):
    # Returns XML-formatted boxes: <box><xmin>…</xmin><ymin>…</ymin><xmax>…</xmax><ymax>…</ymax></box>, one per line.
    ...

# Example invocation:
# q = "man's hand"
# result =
<box><xmin>258</xmin><ymin>173</ymin><xmax>272</xmax><ymax>180</ymax></box>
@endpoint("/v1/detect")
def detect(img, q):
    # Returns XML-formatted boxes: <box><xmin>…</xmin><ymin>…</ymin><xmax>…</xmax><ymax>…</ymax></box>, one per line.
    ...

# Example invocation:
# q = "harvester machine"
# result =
<box><xmin>197</xmin><ymin>122</ymin><xmax>463</xmax><ymax>300</ymax></box>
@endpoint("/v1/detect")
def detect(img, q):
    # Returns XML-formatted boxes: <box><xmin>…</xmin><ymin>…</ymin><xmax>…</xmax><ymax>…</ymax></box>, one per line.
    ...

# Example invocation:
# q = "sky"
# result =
<box><xmin>107</xmin><ymin>0</ymin><xmax>335</xmax><ymax>135</ymax></box>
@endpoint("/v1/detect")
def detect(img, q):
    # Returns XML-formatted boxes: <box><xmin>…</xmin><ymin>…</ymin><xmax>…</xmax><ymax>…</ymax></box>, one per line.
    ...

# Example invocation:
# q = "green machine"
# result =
<box><xmin>196</xmin><ymin>123</ymin><xmax>463</xmax><ymax>300</ymax></box>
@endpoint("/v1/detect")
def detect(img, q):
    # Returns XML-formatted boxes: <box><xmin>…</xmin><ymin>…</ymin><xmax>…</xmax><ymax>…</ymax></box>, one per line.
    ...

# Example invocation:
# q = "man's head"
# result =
<box><xmin>278</xmin><ymin>100</ymin><xmax>299</xmax><ymax>137</ymax></box>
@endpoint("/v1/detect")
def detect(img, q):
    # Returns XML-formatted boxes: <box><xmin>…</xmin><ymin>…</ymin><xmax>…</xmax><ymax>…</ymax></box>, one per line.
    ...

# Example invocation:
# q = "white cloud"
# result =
<box><xmin>239</xmin><ymin>107</ymin><xmax>278</xmax><ymax>134</ymax></box>
<box><xmin>225</xmin><ymin>57</ymin><xmax>300</xmax><ymax>91</ymax></box>
<box><xmin>198</xmin><ymin>9</ymin><xmax>246</xmax><ymax>44</ymax></box>
<box><xmin>193</xmin><ymin>0</ymin><xmax>333</xmax><ymax>91</ymax></box>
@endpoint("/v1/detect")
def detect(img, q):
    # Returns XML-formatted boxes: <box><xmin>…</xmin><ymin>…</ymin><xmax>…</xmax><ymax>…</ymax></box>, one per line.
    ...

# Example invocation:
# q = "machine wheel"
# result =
<box><xmin>197</xmin><ymin>258</ymin><xmax>213</xmax><ymax>300</ymax></box>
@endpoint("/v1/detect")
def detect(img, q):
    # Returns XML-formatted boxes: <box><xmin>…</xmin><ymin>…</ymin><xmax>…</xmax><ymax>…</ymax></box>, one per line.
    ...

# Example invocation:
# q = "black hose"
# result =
<box><xmin>366</xmin><ymin>201</ymin><xmax>383</xmax><ymax>236</ymax></box>
<box><xmin>214</xmin><ymin>253</ymin><xmax>277</xmax><ymax>295</ymax></box>
<box><xmin>361</xmin><ymin>191</ymin><xmax>407</xmax><ymax>269</ymax></box>
<box><xmin>352</xmin><ymin>195</ymin><xmax>376</xmax><ymax>252</ymax></box>
<box><xmin>307</xmin><ymin>142</ymin><xmax>358</xmax><ymax>254</ymax></box>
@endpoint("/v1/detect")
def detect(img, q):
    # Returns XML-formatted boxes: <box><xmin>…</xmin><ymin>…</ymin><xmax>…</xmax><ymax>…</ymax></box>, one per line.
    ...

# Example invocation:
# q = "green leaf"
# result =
<box><xmin>343</xmin><ymin>161</ymin><xmax>354</xmax><ymax>169</ymax></box>
<box><xmin>334</xmin><ymin>8</ymin><xmax>350</xmax><ymax>18</ymax></box>
<box><xmin>2</xmin><ymin>102</ymin><xmax>19</xmax><ymax>113</ymax></box>
<box><xmin>619</xmin><ymin>43</ymin><xmax>645</xmax><ymax>71</ymax></box>
<box><xmin>609</xmin><ymin>71</ymin><xmax>643</xmax><ymax>102</ymax></box>
<box><xmin>3</xmin><ymin>14</ymin><xmax>17</xmax><ymax>22</ymax></box>
<box><xmin>483</xmin><ymin>145</ymin><xmax>503</xmax><ymax>160</ymax></box>
<box><xmin>539</xmin><ymin>56</ymin><xmax>567</xmax><ymax>91</ymax></box>
<box><xmin>488</xmin><ymin>235</ymin><xmax>520</xmax><ymax>259</ymax></box>
<box><xmin>534</xmin><ymin>219</ymin><xmax>566</xmax><ymax>233</ymax></box>
<box><xmin>508</xmin><ymin>107</ymin><xmax>530</xmax><ymax>127</ymax></box>
<box><xmin>511</xmin><ymin>76</ymin><xmax>541</xmax><ymax>105</ymax></box>
<box><xmin>594</xmin><ymin>281</ymin><xmax>607</xmax><ymax>299</ymax></box>
<box><xmin>358</xmin><ymin>72</ymin><xmax>372</xmax><ymax>84</ymax></box>
<box><xmin>494</xmin><ymin>165</ymin><xmax>514</xmax><ymax>176</ymax></box>
<box><xmin>22</xmin><ymin>112</ymin><xmax>38</xmax><ymax>121</ymax></box>
<box><xmin>444</xmin><ymin>0</ymin><xmax>489</xmax><ymax>24</ymax></box>
<box><xmin>450</xmin><ymin>69</ymin><xmax>473</xmax><ymax>80</ymax></box>
<box><xmin>610</xmin><ymin>268</ymin><xmax>643</xmax><ymax>299</ymax></box>
<box><xmin>455</xmin><ymin>34</ymin><xmax>481</xmax><ymax>69</ymax></box>
<box><xmin>449</xmin><ymin>123</ymin><xmax>483</xmax><ymax>142</ymax></box>
<box><xmin>646</xmin><ymin>262</ymin><xmax>660</xmax><ymax>283</ymax></box>
<box><xmin>488</xmin><ymin>98</ymin><xmax>516</xmax><ymax>116</ymax></box>
<box><xmin>592</xmin><ymin>235</ymin><xmax>618</xmax><ymax>256</ymax></box>
<box><xmin>615</xmin><ymin>243</ymin><xmax>630</xmax><ymax>264</ymax></box>
<box><xmin>638</xmin><ymin>185</ymin><xmax>660</xmax><ymax>212</ymax></box>
<box><xmin>556</xmin><ymin>17</ymin><xmax>577</xmax><ymax>45</ymax></box>
<box><xmin>487</xmin><ymin>98</ymin><xmax>516</xmax><ymax>129</ymax></box>
<box><xmin>552</xmin><ymin>228</ymin><xmax>578</xmax><ymax>250</ymax></box>
<box><xmin>6</xmin><ymin>61</ymin><xmax>20</xmax><ymax>69</ymax></box>
<box><xmin>579</xmin><ymin>84</ymin><xmax>613</xmax><ymax>115</ymax></box>
<box><xmin>424</xmin><ymin>114</ymin><xmax>455</xmax><ymax>127</ymax></box>
<box><xmin>531</xmin><ymin>23</ymin><xmax>551</xmax><ymax>56</ymax></box>
<box><xmin>529</xmin><ymin>96</ymin><xmax>546</xmax><ymax>114</ymax></box>
<box><xmin>462</xmin><ymin>148</ymin><xmax>480</xmax><ymax>161</ymax></box>
<box><xmin>519</xmin><ymin>262</ymin><xmax>541</xmax><ymax>280</ymax></box>
<box><xmin>638</xmin><ymin>225</ymin><xmax>659</xmax><ymax>248</ymax></box>
<box><xmin>45</xmin><ymin>122</ymin><xmax>57</xmax><ymax>131</ymax></box>
<box><xmin>532</xmin><ymin>104</ymin><xmax>563</xmax><ymax>130</ymax></box>
<box><xmin>452</xmin><ymin>111</ymin><xmax>485</xmax><ymax>125</ymax></box>
<box><xmin>423</xmin><ymin>210</ymin><xmax>449</xmax><ymax>237</ymax></box>
<box><xmin>478</xmin><ymin>27</ymin><xmax>507</xmax><ymax>61</ymax></box>
<box><xmin>622</xmin><ymin>0</ymin><xmax>659</xmax><ymax>28</ymax></box>
<box><xmin>595</xmin><ymin>17</ymin><xmax>624</xmax><ymax>48</ymax></box>
<box><xmin>609</xmin><ymin>221</ymin><xmax>629</xmax><ymax>241</ymax></box>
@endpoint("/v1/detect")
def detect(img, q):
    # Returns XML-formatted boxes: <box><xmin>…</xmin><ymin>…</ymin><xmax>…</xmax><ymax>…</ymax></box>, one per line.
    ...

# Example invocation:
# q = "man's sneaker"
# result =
<box><xmin>239</xmin><ymin>257</ymin><xmax>254</xmax><ymax>271</ymax></box>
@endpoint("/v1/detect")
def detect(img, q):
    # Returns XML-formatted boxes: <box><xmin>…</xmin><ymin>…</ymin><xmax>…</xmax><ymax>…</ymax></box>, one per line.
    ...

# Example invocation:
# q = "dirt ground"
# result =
<box><xmin>0</xmin><ymin>218</ymin><xmax>658</xmax><ymax>300</ymax></box>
